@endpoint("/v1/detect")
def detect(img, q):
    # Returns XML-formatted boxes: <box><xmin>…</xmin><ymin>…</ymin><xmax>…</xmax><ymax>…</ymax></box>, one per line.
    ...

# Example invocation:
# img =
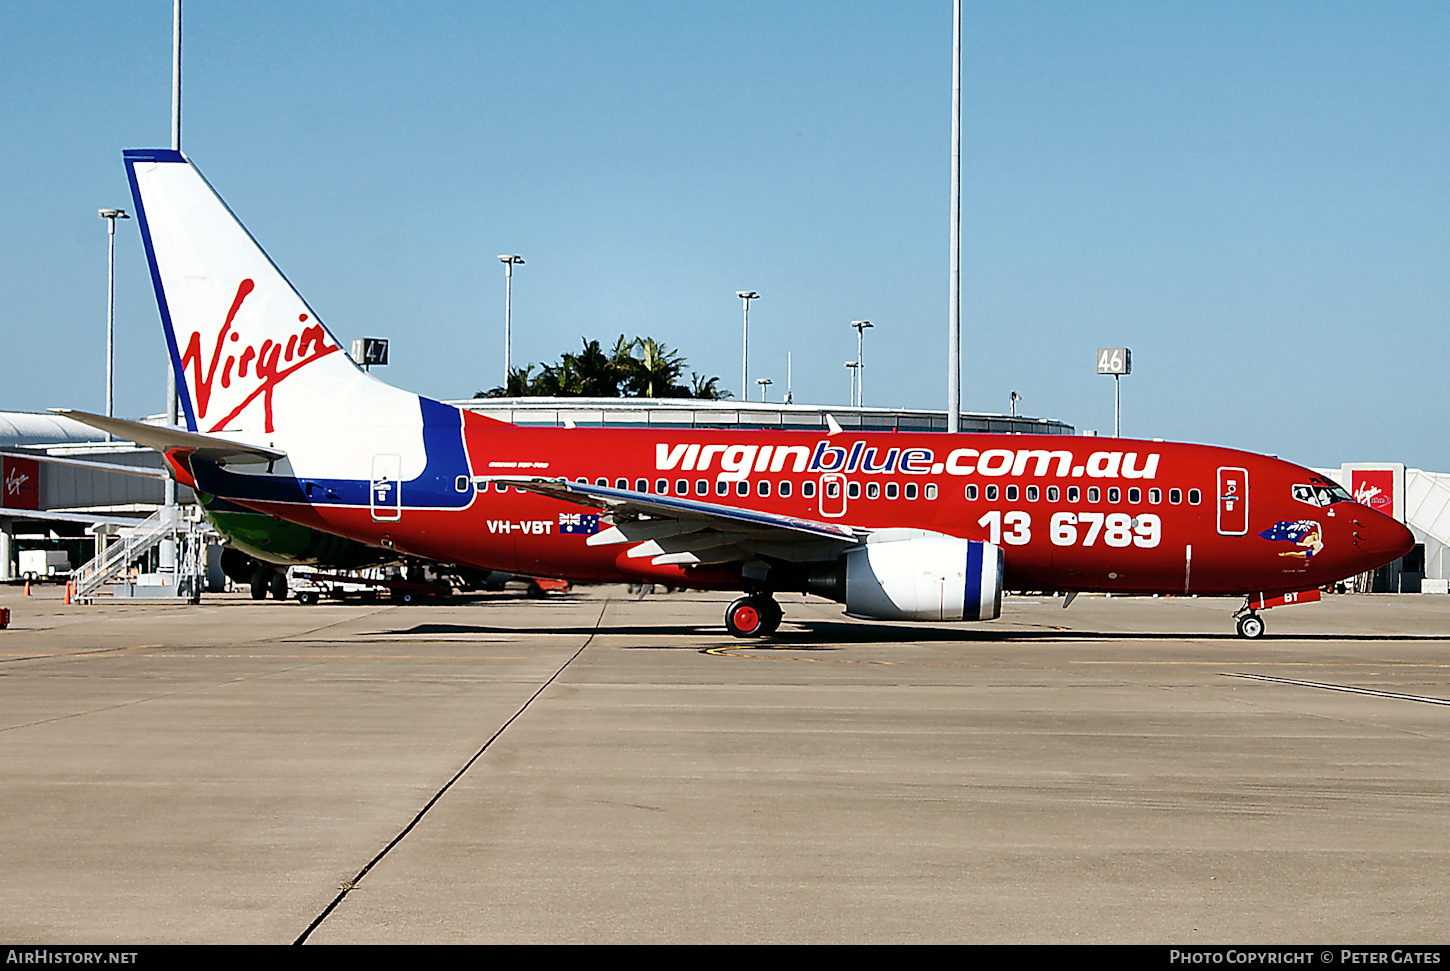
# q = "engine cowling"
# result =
<box><xmin>802</xmin><ymin>535</ymin><xmax>1003</xmax><ymax>622</ymax></box>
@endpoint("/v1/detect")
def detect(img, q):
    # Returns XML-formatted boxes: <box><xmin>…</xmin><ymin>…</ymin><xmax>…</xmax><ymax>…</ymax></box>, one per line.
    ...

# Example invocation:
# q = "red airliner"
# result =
<box><xmin>66</xmin><ymin>150</ymin><xmax>1413</xmax><ymax>639</ymax></box>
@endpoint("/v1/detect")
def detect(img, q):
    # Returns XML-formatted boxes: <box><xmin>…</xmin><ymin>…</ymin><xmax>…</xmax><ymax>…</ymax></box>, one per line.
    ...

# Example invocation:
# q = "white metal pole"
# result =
<box><xmin>741</xmin><ymin>299</ymin><xmax>749</xmax><ymax>398</ymax></box>
<box><xmin>105</xmin><ymin>217</ymin><xmax>116</xmax><ymax>439</ymax></box>
<box><xmin>947</xmin><ymin>0</ymin><xmax>962</xmax><ymax>433</ymax></box>
<box><xmin>1114</xmin><ymin>374</ymin><xmax>1121</xmax><ymax>437</ymax></box>
<box><xmin>164</xmin><ymin>0</ymin><xmax>181</xmax><ymax>522</ymax></box>
<box><xmin>503</xmin><ymin>261</ymin><xmax>512</xmax><ymax>384</ymax></box>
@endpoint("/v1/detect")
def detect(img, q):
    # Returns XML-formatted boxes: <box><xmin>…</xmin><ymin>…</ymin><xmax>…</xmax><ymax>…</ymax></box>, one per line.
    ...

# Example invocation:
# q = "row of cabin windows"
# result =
<box><xmin>964</xmin><ymin>483</ymin><xmax>1202</xmax><ymax>505</ymax></box>
<box><xmin>476</xmin><ymin>477</ymin><xmax>938</xmax><ymax>501</ymax></box>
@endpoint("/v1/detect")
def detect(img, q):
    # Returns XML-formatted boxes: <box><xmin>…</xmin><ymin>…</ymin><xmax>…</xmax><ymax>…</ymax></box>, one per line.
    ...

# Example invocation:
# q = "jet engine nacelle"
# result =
<box><xmin>836</xmin><ymin>535</ymin><xmax>1003</xmax><ymax>622</ymax></box>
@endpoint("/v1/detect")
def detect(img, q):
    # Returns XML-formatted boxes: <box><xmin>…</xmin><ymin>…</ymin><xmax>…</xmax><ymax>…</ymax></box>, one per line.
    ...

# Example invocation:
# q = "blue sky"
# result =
<box><xmin>3</xmin><ymin>2</ymin><xmax>1448</xmax><ymax>470</ymax></box>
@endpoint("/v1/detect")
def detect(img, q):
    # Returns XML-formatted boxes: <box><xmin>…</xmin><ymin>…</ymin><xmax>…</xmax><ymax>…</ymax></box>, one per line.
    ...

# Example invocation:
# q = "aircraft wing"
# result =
<box><xmin>49</xmin><ymin>410</ymin><xmax>286</xmax><ymax>464</ymax></box>
<box><xmin>491</xmin><ymin>477</ymin><xmax>864</xmax><ymax>566</ymax></box>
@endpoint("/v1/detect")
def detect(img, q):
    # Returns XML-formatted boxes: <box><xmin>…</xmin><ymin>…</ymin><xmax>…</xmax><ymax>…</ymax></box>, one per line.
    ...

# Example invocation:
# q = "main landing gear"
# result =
<box><xmin>725</xmin><ymin>595</ymin><xmax>783</xmax><ymax>638</ymax></box>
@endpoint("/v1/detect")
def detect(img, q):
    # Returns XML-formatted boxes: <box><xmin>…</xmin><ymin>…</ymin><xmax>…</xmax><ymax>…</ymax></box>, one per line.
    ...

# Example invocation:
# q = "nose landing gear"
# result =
<box><xmin>725</xmin><ymin>595</ymin><xmax>783</xmax><ymax>638</ymax></box>
<box><xmin>1235</xmin><ymin>611</ymin><xmax>1265</xmax><ymax>639</ymax></box>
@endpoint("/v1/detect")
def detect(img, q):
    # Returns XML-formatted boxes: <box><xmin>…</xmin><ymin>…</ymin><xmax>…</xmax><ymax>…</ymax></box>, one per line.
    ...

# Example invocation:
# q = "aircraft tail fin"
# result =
<box><xmin>123</xmin><ymin>150</ymin><xmax>368</xmax><ymax>437</ymax></box>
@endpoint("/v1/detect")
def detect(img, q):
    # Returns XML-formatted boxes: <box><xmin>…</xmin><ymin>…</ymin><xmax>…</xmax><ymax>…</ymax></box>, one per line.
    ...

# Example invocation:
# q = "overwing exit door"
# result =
<box><xmin>1217</xmin><ymin>467</ymin><xmax>1248</xmax><ymax>535</ymax></box>
<box><xmin>371</xmin><ymin>453</ymin><xmax>402</xmax><ymax>522</ymax></box>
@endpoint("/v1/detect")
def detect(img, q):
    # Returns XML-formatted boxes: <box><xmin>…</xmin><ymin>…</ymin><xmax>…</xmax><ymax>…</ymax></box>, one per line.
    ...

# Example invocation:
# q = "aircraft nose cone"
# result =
<box><xmin>1358</xmin><ymin>509</ymin><xmax>1415</xmax><ymax>560</ymax></box>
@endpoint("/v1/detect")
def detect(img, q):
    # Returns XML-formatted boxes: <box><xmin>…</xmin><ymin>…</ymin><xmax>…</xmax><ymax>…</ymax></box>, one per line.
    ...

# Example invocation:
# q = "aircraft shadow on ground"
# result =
<box><xmin>371</xmin><ymin>622</ymin><xmax>1450</xmax><ymax>646</ymax></box>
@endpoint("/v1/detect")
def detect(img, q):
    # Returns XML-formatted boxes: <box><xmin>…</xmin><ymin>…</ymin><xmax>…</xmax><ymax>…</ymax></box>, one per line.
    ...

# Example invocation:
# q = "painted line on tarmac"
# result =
<box><xmin>294</xmin><ymin>597</ymin><xmax>612</xmax><ymax>945</ymax></box>
<box><xmin>1226</xmin><ymin>672</ymin><xmax>1450</xmax><ymax>706</ymax></box>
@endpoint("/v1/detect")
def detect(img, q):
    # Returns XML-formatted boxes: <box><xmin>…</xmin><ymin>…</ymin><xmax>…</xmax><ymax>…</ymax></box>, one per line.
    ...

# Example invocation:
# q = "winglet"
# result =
<box><xmin>825</xmin><ymin>413</ymin><xmax>844</xmax><ymax>436</ymax></box>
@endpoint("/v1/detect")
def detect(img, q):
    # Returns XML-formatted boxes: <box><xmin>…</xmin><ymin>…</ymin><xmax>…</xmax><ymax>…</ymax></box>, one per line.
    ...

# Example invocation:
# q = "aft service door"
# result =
<box><xmin>1217</xmin><ymin>467</ymin><xmax>1248</xmax><ymax>536</ymax></box>
<box><xmin>371</xmin><ymin>453</ymin><xmax>402</xmax><ymax>522</ymax></box>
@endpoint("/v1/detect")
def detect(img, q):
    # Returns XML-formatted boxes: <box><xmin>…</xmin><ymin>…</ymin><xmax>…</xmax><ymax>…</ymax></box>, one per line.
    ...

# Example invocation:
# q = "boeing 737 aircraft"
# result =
<box><xmin>61</xmin><ymin>149</ymin><xmax>1414</xmax><ymax>638</ymax></box>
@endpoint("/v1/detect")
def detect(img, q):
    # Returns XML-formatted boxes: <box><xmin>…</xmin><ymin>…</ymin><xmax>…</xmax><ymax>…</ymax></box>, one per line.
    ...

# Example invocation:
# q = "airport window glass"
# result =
<box><xmin>1108</xmin><ymin>487</ymin><xmax>1121</xmax><ymax>503</ymax></box>
<box><xmin>1170</xmin><ymin>488</ymin><xmax>1182</xmax><ymax>504</ymax></box>
<box><xmin>1026</xmin><ymin>485</ymin><xmax>1039</xmax><ymax>502</ymax></box>
<box><xmin>925</xmin><ymin>484</ymin><xmax>938</xmax><ymax>500</ymax></box>
<box><xmin>676</xmin><ymin>479</ymin><xmax>688</xmax><ymax>495</ymax></box>
<box><xmin>802</xmin><ymin>481</ymin><xmax>815</xmax><ymax>498</ymax></box>
<box><xmin>984</xmin><ymin>484</ymin><xmax>997</xmax><ymax>501</ymax></box>
<box><xmin>907</xmin><ymin>483</ymin><xmax>920</xmax><ymax>500</ymax></box>
<box><xmin>696</xmin><ymin>479</ymin><xmax>708</xmax><ymax>496</ymax></box>
<box><xmin>758</xmin><ymin>480</ymin><xmax>770</xmax><ymax>497</ymax></box>
<box><xmin>736</xmin><ymin>480</ymin><xmax>749</xmax><ymax>497</ymax></box>
<box><xmin>716</xmin><ymin>480</ymin><xmax>729</xmax><ymax>496</ymax></box>
<box><xmin>1128</xmin><ymin>488</ymin><xmax>1141</xmax><ymax>504</ymax></box>
<box><xmin>1088</xmin><ymin>487</ymin><xmax>1101</xmax><ymax>503</ymax></box>
<box><xmin>965</xmin><ymin>484</ymin><xmax>978</xmax><ymax>500</ymax></box>
<box><xmin>779</xmin><ymin>480</ymin><xmax>792</xmax><ymax>498</ymax></box>
<box><xmin>886</xmin><ymin>482</ymin><xmax>899</xmax><ymax>499</ymax></box>
<box><xmin>1067</xmin><ymin>486</ymin><xmax>1079</xmax><ymax>502</ymax></box>
<box><xmin>1006</xmin><ymin>485</ymin><xmax>1019</xmax><ymax>501</ymax></box>
<box><xmin>848</xmin><ymin>482</ymin><xmax>861</xmax><ymax>499</ymax></box>
<box><xmin>1188</xmin><ymin>489</ymin><xmax>1202</xmax><ymax>505</ymax></box>
<box><xmin>867</xmin><ymin>482</ymin><xmax>879</xmax><ymax>499</ymax></box>
<box><xmin>1149</xmin><ymin>488</ymin><xmax>1162</xmax><ymax>504</ymax></box>
<box><xmin>635</xmin><ymin>479</ymin><xmax>648</xmax><ymax>493</ymax></box>
<box><xmin>1047</xmin><ymin>486</ymin><xmax>1059</xmax><ymax>502</ymax></box>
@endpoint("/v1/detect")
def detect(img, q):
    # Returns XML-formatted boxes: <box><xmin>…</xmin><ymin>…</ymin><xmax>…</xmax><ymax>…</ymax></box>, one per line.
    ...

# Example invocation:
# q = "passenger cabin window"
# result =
<box><xmin>696</xmin><ymin>480</ymin><xmax>708</xmax><ymax>496</ymax></box>
<box><xmin>825</xmin><ymin>480</ymin><xmax>841</xmax><ymax>498</ymax></box>
<box><xmin>1026</xmin><ymin>485</ymin><xmax>1039</xmax><ymax>502</ymax></box>
<box><xmin>906</xmin><ymin>483</ymin><xmax>920</xmax><ymax>500</ymax></box>
<box><xmin>736</xmin><ymin>481</ymin><xmax>749</xmax><ymax>497</ymax></box>
<box><xmin>1047</xmin><ymin>486</ymin><xmax>1060</xmax><ymax>502</ymax></box>
<box><xmin>1067</xmin><ymin>486</ymin><xmax>1080</xmax><ymax>503</ymax></box>
<box><xmin>596</xmin><ymin>478</ymin><xmax>608</xmax><ymax>487</ymax></box>
<box><xmin>635</xmin><ymin>479</ymin><xmax>648</xmax><ymax>493</ymax></box>
<box><xmin>1006</xmin><ymin>485</ymin><xmax>1019</xmax><ymax>501</ymax></box>
<box><xmin>1170</xmin><ymin>488</ymin><xmax>1182</xmax><ymax>504</ymax></box>
<box><xmin>676</xmin><ymin>479</ymin><xmax>688</xmax><ymax>495</ymax></box>
<box><xmin>615</xmin><ymin>478</ymin><xmax>628</xmax><ymax>490</ymax></box>
<box><xmin>886</xmin><ymin>482</ymin><xmax>899</xmax><ymax>499</ymax></box>
<box><xmin>779</xmin><ymin>480</ymin><xmax>792</xmax><ymax>498</ymax></box>
<box><xmin>1088</xmin><ymin>487</ymin><xmax>1101</xmax><ymax>503</ymax></box>
<box><xmin>1107</xmin><ymin>487</ymin><xmax>1120</xmax><ymax>503</ymax></box>
<box><xmin>925</xmin><ymin>484</ymin><xmax>938</xmax><ymax>500</ymax></box>
<box><xmin>656</xmin><ymin>478</ymin><xmax>668</xmax><ymax>494</ymax></box>
<box><xmin>965</xmin><ymin>484</ymin><xmax>978</xmax><ymax>500</ymax></box>
<box><xmin>716</xmin><ymin>480</ymin><xmax>729</xmax><ymax>496</ymax></box>
<box><xmin>847</xmin><ymin>482</ymin><xmax>861</xmax><ymax>499</ymax></box>
<box><xmin>1128</xmin><ymin>487</ymin><xmax>1141</xmax><ymax>504</ymax></box>
<box><xmin>758</xmin><ymin>480</ymin><xmax>771</xmax><ymax>497</ymax></box>
<box><xmin>984</xmin><ymin>484</ymin><xmax>997</xmax><ymax>501</ymax></box>
<box><xmin>1149</xmin><ymin>488</ymin><xmax>1162</xmax><ymax>504</ymax></box>
<box><xmin>1188</xmin><ymin>489</ymin><xmax>1202</xmax><ymax>505</ymax></box>
<box><xmin>802</xmin><ymin>481</ymin><xmax>815</xmax><ymax>498</ymax></box>
<box><xmin>867</xmin><ymin>482</ymin><xmax>879</xmax><ymax>499</ymax></box>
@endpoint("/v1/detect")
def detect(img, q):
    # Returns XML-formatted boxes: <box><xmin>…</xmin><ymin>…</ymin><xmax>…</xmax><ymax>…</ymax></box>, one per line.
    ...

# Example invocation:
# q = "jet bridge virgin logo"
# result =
<box><xmin>180</xmin><ymin>279</ymin><xmax>340</xmax><ymax>434</ymax></box>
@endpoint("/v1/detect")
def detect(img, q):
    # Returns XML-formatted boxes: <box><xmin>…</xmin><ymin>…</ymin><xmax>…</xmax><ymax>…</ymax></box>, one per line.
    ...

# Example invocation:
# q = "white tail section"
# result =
<box><xmin>124</xmin><ymin>150</ymin><xmax>426</xmax><ymax>481</ymax></box>
<box><xmin>125</xmin><ymin>150</ymin><xmax>373</xmax><ymax>436</ymax></box>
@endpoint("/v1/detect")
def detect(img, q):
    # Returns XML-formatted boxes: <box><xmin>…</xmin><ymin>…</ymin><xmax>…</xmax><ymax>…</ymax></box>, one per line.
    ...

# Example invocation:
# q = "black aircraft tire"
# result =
<box><xmin>1237</xmin><ymin>614</ymin><xmax>1265</xmax><ymax>639</ymax></box>
<box><xmin>269</xmin><ymin>572</ymin><xmax>288</xmax><ymax>601</ymax></box>
<box><xmin>725</xmin><ymin>597</ymin><xmax>768</xmax><ymax>638</ymax></box>
<box><xmin>249</xmin><ymin>570</ymin><xmax>268</xmax><ymax>601</ymax></box>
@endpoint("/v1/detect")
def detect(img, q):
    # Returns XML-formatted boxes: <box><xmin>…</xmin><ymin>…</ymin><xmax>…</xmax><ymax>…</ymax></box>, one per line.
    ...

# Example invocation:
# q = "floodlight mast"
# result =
<box><xmin>98</xmin><ymin>209</ymin><xmax>130</xmax><ymax>440</ymax></box>
<box><xmin>736</xmin><ymin>291</ymin><xmax>759</xmax><ymax>399</ymax></box>
<box><xmin>498</xmin><ymin>255</ymin><xmax>524</xmax><ymax>384</ymax></box>
<box><xmin>851</xmin><ymin>320</ymin><xmax>873</xmax><ymax>406</ymax></box>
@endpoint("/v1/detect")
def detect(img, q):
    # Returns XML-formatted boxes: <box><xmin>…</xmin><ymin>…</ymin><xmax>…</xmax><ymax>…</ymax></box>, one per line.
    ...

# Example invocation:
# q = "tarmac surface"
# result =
<box><xmin>1</xmin><ymin>581</ymin><xmax>1448</xmax><ymax>944</ymax></box>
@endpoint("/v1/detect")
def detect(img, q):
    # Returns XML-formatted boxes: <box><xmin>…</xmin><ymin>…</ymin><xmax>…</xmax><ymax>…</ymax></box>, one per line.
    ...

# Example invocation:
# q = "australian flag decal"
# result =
<box><xmin>1258</xmin><ymin>519</ymin><xmax>1323</xmax><ymax>560</ymax></box>
<box><xmin>559</xmin><ymin>512</ymin><xmax>600</xmax><ymax>535</ymax></box>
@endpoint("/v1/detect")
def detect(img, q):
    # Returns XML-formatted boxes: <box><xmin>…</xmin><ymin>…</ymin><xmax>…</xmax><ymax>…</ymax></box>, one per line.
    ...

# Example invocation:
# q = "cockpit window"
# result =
<box><xmin>1293</xmin><ymin>482</ymin><xmax>1353</xmax><ymax>507</ymax></box>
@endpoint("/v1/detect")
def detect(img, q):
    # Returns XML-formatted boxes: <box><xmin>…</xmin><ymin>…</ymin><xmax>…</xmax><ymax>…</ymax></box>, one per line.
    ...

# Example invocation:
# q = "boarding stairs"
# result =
<box><xmin>72</xmin><ymin>506</ymin><xmax>213</xmax><ymax>602</ymax></box>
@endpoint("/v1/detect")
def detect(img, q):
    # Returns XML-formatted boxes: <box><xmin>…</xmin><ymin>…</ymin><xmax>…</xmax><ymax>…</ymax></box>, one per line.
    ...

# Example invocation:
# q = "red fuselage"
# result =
<box><xmin>228</xmin><ymin>419</ymin><xmax>1413</xmax><ymax>597</ymax></box>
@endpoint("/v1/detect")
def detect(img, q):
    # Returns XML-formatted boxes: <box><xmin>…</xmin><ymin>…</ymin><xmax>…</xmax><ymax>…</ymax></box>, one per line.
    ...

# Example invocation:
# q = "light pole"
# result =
<box><xmin>947</xmin><ymin>0</ymin><xmax>962</xmax><ymax>433</ymax></box>
<box><xmin>498</xmin><ymin>255</ymin><xmax>524</xmax><ymax>386</ymax></box>
<box><xmin>850</xmin><ymin>320</ymin><xmax>872</xmax><ymax>406</ymax></box>
<box><xmin>736</xmin><ymin>291</ymin><xmax>758</xmax><ymax>399</ymax></box>
<box><xmin>756</xmin><ymin>377</ymin><xmax>772</xmax><ymax>402</ymax></box>
<box><xmin>99</xmin><ymin>209</ymin><xmax>130</xmax><ymax>440</ymax></box>
<box><xmin>1009</xmin><ymin>390</ymin><xmax>1021</xmax><ymax>417</ymax></box>
<box><xmin>844</xmin><ymin>361</ymin><xmax>859</xmax><ymax>405</ymax></box>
